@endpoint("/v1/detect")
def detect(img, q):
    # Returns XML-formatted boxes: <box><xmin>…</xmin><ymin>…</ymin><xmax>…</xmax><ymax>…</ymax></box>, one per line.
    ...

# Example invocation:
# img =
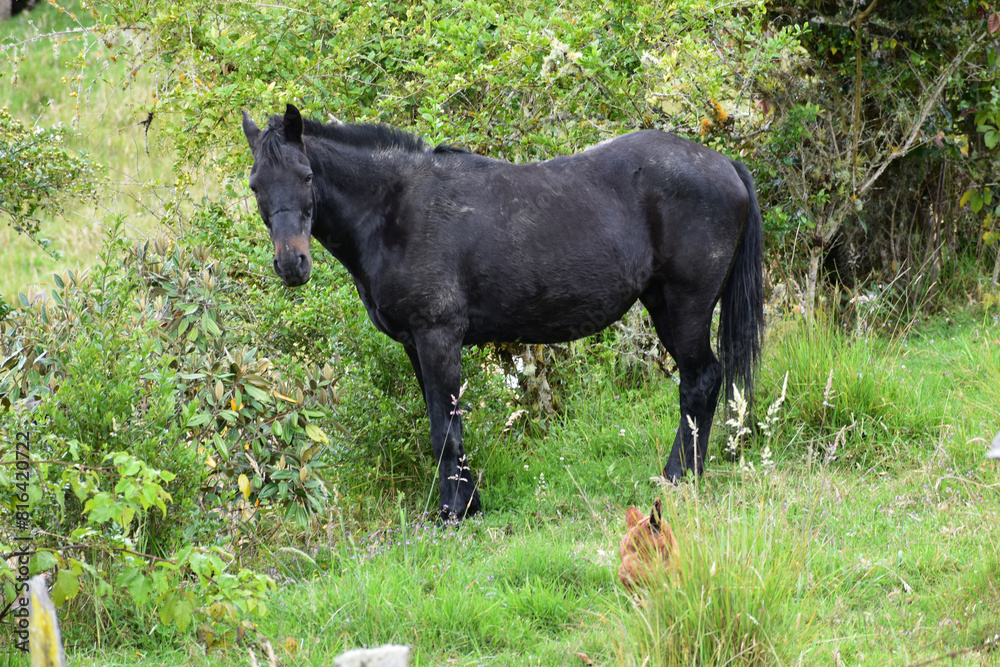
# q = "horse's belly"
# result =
<box><xmin>464</xmin><ymin>288</ymin><xmax>639</xmax><ymax>345</ymax></box>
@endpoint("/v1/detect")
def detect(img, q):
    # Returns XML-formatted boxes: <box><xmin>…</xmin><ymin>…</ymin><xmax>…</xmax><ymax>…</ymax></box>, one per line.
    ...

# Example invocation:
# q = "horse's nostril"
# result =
<box><xmin>273</xmin><ymin>258</ymin><xmax>280</xmax><ymax>273</ymax></box>
<box><xmin>298</xmin><ymin>253</ymin><xmax>308</xmax><ymax>268</ymax></box>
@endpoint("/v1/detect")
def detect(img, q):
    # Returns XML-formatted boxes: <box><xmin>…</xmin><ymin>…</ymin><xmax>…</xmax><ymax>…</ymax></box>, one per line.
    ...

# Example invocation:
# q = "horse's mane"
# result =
<box><xmin>262</xmin><ymin>114</ymin><xmax>465</xmax><ymax>156</ymax></box>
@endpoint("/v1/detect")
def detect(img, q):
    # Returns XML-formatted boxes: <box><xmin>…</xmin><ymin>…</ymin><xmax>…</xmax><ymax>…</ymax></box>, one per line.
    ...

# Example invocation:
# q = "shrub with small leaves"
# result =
<box><xmin>0</xmin><ymin>106</ymin><xmax>101</xmax><ymax>247</ymax></box>
<box><xmin>0</xmin><ymin>221</ymin><xmax>338</xmax><ymax>649</ymax></box>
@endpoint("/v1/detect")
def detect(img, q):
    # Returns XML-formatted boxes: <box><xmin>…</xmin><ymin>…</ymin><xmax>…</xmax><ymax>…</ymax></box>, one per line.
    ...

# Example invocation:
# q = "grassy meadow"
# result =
<box><xmin>20</xmin><ymin>309</ymin><xmax>999</xmax><ymax>667</ymax></box>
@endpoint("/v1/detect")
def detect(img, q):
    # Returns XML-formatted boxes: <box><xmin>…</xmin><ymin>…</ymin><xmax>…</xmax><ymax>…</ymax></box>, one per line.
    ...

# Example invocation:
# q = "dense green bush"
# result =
<box><xmin>0</xmin><ymin>222</ymin><xmax>347</xmax><ymax>647</ymax></box>
<box><xmin>6</xmin><ymin>0</ymin><xmax>999</xmax><ymax>309</ymax></box>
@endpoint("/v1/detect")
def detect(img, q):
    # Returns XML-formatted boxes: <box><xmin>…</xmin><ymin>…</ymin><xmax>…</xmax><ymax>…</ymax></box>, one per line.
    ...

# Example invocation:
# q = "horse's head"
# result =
<box><xmin>241</xmin><ymin>104</ymin><xmax>314</xmax><ymax>287</ymax></box>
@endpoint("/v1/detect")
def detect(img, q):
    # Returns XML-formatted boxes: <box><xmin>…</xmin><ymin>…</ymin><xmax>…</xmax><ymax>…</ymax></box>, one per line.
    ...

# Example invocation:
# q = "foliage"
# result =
<box><xmin>57</xmin><ymin>313</ymin><xmax>1000</xmax><ymax>667</ymax></box>
<box><xmin>0</xmin><ymin>106</ymin><xmax>100</xmax><ymax>247</ymax></box>
<box><xmin>760</xmin><ymin>1</ymin><xmax>1000</xmax><ymax>310</ymax></box>
<box><xmin>2</xmin><ymin>0</ymin><xmax>1000</xmax><ymax>660</ymax></box>
<box><xmin>74</xmin><ymin>0</ymin><xmax>801</xmax><ymax>176</ymax></box>
<box><xmin>3</xmin><ymin>0</ymin><xmax>998</xmax><ymax>306</ymax></box>
<box><xmin>0</xmin><ymin>222</ymin><xmax>344</xmax><ymax>648</ymax></box>
<box><xmin>762</xmin><ymin>321</ymin><xmax>931</xmax><ymax>467</ymax></box>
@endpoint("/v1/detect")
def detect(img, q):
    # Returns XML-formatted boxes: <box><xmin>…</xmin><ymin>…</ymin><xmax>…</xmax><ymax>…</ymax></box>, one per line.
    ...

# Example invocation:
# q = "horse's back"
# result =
<box><xmin>380</xmin><ymin>130</ymin><xmax>751</xmax><ymax>344</ymax></box>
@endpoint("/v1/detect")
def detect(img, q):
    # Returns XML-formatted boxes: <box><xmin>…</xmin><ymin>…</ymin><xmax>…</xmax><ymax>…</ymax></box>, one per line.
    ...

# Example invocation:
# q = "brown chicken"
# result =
<box><xmin>617</xmin><ymin>498</ymin><xmax>679</xmax><ymax>593</ymax></box>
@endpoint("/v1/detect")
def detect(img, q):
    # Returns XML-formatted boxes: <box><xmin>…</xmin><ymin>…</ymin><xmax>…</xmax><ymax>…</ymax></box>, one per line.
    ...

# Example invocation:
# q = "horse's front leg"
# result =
<box><xmin>411</xmin><ymin>328</ymin><xmax>482</xmax><ymax>520</ymax></box>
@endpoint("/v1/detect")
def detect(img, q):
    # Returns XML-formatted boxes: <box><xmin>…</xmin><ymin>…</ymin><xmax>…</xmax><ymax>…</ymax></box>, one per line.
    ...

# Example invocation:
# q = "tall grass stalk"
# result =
<box><xmin>761</xmin><ymin>318</ymin><xmax>939</xmax><ymax>467</ymax></box>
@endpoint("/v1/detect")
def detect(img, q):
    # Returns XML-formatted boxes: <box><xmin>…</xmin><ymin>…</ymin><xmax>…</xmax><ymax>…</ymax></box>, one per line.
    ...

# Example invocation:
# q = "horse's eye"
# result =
<box><xmin>304</xmin><ymin>174</ymin><xmax>313</xmax><ymax>186</ymax></box>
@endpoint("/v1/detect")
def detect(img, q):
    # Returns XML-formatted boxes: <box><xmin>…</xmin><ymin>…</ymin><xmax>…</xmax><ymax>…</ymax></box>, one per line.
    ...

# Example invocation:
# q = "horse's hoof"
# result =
<box><xmin>438</xmin><ymin>488</ymin><xmax>482</xmax><ymax>524</ymax></box>
<box><xmin>649</xmin><ymin>475</ymin><xmax>675</xmax><ymax>488</ymax></box>
<box><xmin>662</xmin><ymin>467</ymin><xmax>700</xmax><ymax>484</ymax></box>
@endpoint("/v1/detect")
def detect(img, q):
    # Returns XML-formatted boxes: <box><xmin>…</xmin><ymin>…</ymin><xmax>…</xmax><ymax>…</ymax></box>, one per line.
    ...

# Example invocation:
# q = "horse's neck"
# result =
<box><xmin>309</xmin><ymin>142</ymin><xmax>401</xmax><ymax>280</ymax></box>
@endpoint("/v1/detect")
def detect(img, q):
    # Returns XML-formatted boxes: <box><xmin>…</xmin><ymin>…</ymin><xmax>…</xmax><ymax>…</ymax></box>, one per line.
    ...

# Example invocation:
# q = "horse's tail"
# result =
<box><xmin>719</xmin><ymin>160</ymin><xmax>765</xmax><ymax>414</ymax></box>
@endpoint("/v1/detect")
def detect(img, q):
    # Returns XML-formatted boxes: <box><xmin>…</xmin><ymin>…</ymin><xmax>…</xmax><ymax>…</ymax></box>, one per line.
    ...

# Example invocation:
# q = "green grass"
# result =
<box><xmin>13</xmin><ymin>309</ymin><xmax>995</xmax><ymax>667</ymax></box>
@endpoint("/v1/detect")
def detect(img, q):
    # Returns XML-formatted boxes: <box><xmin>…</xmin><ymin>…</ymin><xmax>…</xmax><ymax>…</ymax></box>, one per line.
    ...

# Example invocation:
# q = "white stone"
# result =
<box><xmin>333</xmin><ymin>644</ymin><xmax>411</xmax><ymax>667</ymax></box>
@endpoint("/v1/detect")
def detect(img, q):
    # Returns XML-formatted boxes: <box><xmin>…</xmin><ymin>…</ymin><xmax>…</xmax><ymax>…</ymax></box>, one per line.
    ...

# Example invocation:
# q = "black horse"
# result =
<box><xmin>241</xmin><ymin>104</ymin><xmax>764</xmax><ymax>519</ymax></box>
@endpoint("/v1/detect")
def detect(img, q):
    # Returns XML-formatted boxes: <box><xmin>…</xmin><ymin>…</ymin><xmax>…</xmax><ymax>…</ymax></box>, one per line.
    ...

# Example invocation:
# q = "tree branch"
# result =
<box><xmin>852</xmin><ymin>0</ymin><xmax>881</xmax><ymax>190</ymax></box>
<box><xmin>827</xmin><ymin>34</ymin><xmax>983</xmax><ymax>244</ymax></box>
<box><xmin>859</xmin><ymin>38</ymin><xmax>981</xmax><ymax>196</ymax></box>
<box><xmin>2</xmin><ymin>539</ymin><xmax>175</xmax><ymax>566</ymax></box>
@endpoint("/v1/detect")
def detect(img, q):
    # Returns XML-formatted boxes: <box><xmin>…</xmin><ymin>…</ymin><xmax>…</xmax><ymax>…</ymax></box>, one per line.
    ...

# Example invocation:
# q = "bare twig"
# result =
<box><xmin>851</xmin><ymin>0</ymin><xmax>881</xmax><ymax>190</ymax></box>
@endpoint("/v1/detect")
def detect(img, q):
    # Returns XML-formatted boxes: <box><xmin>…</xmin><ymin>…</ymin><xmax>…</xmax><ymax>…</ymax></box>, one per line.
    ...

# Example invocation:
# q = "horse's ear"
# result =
<box><xmin>625</xmin><ymin>506</ymin><xmax>643</xmax><ymax>529</ymax></box>
<box><xmin>241</xmin><ymin>110</ymin><xmax>260</xmax><ymax>149</ymax></box>
<box><xmin>284</xmin><ymin>103</ymin><xmax>303</xmax><ymax>144</ymax></box>
<box><xmin>649</xmin><ymin>498</ymin><xmax>663</xmax><ymax>534</ymax></box>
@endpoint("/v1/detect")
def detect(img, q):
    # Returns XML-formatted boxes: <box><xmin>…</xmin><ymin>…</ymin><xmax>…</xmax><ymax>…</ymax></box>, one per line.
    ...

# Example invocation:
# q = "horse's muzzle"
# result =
<box><xmin>273</xmin><ymin>252</ymin><xmax>311</xmax><ymax>287</ymax></box>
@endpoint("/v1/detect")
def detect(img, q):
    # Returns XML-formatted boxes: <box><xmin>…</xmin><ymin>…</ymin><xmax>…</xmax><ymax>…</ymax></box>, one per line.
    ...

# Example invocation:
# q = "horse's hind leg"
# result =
<box><xmin>641</xmin><ymin>285</ymin><xmax>724</xmax><ymax>480</ymax></box>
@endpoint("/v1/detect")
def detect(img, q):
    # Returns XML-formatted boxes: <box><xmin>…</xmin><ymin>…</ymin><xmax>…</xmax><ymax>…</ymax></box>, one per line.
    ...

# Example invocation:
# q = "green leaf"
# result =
<box><xmin>120</xmin><ymin>505</ymin><xmax>136</xmax><ymax>529</ymax></box>
<box><xmin>202</xmin><ymin>310</ymin><xmax>222</xmax><ymax>336</ymax></box>
<box><xmin>30</xmin><ymin>550</ymin><xmax>59</xmax><ymax>575</ymax></box>
<box><xmin>84</xmin><ymin>492</ymin><xmax>115</xmax><ymax>524</ymax></box>
<box><xmin>118</xmin><ymin>566</ymin><xmax>153</xmax><ymax>605</ymax></box>
<box><xmin>304</xmin><ymin>423</ymin><xmax>329</xmax><ymax>444</ymax></box>
<box><xmin>174</xmin><ymin>597</ymin><xmax>195</xmax><ymax>632</ymax></box>
<box><xmin>120</xmin><ymin>457</ymin><xmax>142</xmax><ymax>477</ymax></box>
<box><xmin>158</xmin><ymin>595</ymin><xmax>176</xmax><ymax>626</ymax></box>
<box><xmin>244</xmin><ymin>384</ymin><xmax>271</xmax><ymax>403</ymax></box>
<box><xmin>140</xmin><ymin>482</ymin><xmax>160</xmax><ymax>509</ymax></box>
<box><xmin>51</xmin><ymin>568</ymin><xmax>80</xmax><ymax>606</ymax></box>
<box><xmin>212</xmin><ymin>433</ymin><xmax>229</xmax><ymax>461</ymax></box>
<box><xmin>971</xmin><ymin>191</ymin><xmax>984</xmax><ymax>213</ymax></box>
<box><xmin>187</xmin><ymin>410</ymin><xmax>212</xmax><ymax>428</ymax></box>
